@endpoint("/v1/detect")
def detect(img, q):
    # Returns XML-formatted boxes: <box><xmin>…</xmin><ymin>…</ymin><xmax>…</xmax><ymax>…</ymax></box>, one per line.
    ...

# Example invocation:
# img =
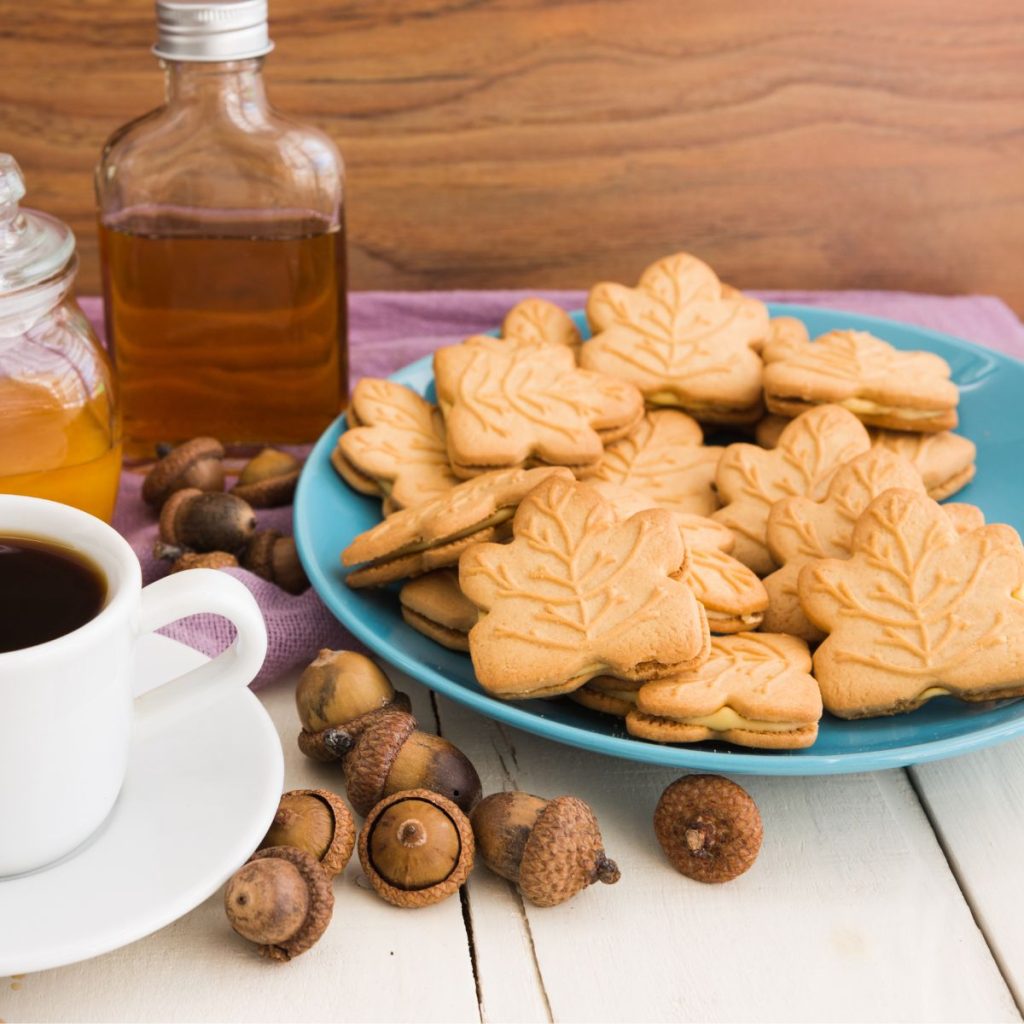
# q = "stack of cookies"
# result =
<box><xmin>334</xmin><ymin>250</ymin><xmax>1023</xmax><ymax>754</ymax></box>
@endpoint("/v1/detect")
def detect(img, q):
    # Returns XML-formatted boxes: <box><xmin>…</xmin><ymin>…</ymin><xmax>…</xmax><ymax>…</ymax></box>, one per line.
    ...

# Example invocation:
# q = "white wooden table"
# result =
<box><xmin>4</xmin><ymin>662</ymin><xmax>1024</xmax><ymax>1023</ymax></box>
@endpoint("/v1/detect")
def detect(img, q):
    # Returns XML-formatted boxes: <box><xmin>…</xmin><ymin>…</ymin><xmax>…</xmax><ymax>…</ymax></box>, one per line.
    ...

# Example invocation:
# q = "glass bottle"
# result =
<box><xmin>0</xmin><ymin>156</ymin><xmax>121</xmax><ymax>522</ymax></box>
<box><xmin>96</xmin><ymin>0</ymin><xmax>347</xmax><ymax>461</ymax></box>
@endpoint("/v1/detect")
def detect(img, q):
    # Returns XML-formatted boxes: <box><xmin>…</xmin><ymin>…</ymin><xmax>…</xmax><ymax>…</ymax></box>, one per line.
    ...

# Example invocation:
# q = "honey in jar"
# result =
<box><xmin>0</xmin><ymin>156</ymin><xmax>121</xmax><ymax>522</ymax></box>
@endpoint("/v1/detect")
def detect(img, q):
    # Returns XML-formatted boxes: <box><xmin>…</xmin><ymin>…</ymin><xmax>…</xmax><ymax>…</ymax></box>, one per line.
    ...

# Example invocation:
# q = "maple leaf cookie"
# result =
<box><xmin>755</xmin><ymin>415</ymin><xmax>977</xmax><ymax>501</ymax></box>
<box><xmin>332</xmin><ymin>379</ymin><xmax>460</xmax><ymax>513</ymax></box>
<box><xmin>570</xmin><ymin>677</ymin><xmax>645</xmax><ymax>718</ymax></box>
<box><xmin>762</xmin><ymin>329</ymin><xmax>959</xmax><ymax>432</ymax></box>
<box><xmin>342</xmin><ymin>466</ymin><xmax>573</xmax><ymax>588</ymax></box>
<box><xmin>762</xmin><ymin>448</ymin><xmax>928</xmax><ymax>642</ymax></box>
<box><xmin>799</xmin><ymin>489</ymin><xmax>1024</xmax><ymax>718</ymax></box>
<box><xmin>712</xmin><ymin>404</ymin><xmax>872</xmax><ymax>576</ymax></box>
<box><xmin>399</xmin><ymin>569</ymin><xmax>478</xmax><ymax>652</ymax></box>
<box><xmin>587</xmin><ymin>409</ymin><xmax>722</xmax><ymax>516</ymax></box>
<box><xmin>499</xmin><ymin>298</ymin><xmax>582</xmax><ymax>353</ymax></box>
<box><xmin>626</xmin><ymin>633</ymin><xmax>823</xmax><ymax>750</ymax></box>
<box><xmin>459</xmin><ymin>476</ymin><xmax>710</xmax><ymax>700</ymax></box>
<box><xmin>590</xmin><ymin>481</ymin><xmax>768</xmax><ymax>633</ymax></box>
<box><xmin>579</xmin><ymin>252</ymin><xmax>769</xmax><ymax>425</ymax></box>
<box><xmin>434</xmin><ymin>339</ymin><xmax>644</xmax><ymax>479</ymax></box>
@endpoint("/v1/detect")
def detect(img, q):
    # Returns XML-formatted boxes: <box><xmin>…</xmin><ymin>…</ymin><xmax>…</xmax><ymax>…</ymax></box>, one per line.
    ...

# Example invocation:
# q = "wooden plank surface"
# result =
<box><xmin>438</xmin><ymin>690</ymin><xmax>1020</xmax><ymax>1024</ymax></box>
<box><xmin>4</xmin><ymin>660</ymin><xmax>1023</xmax><ymax>1023</ymax></box>
<box><xmin>1</xmin><ymin>1</ymin><xmax>1023</xmax><ymax>309</ymax></box>
<box><xmin>911</xmin><ymin>744</ymin><xmax>1024</xmax><ymax>1009</ymax></box>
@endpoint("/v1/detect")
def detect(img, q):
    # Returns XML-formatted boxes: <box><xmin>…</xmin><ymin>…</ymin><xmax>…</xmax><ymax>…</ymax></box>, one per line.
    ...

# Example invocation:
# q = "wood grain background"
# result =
<box><xmin>2</xmin><ymin>0</ymin><xmax>1023</xmax><ymax>307</ymax></box>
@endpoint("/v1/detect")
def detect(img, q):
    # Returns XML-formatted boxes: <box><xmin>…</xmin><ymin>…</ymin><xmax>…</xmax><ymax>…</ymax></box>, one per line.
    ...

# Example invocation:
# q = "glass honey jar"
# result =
<box><xmin>96</xmin><ymin>0</ymin><xmax>348</xmax><ymax>461</ymax></box>
<box><xmin>0</xmin><ymin>156</ymin><xmax>121</xmax><ymax>522</ymax></box>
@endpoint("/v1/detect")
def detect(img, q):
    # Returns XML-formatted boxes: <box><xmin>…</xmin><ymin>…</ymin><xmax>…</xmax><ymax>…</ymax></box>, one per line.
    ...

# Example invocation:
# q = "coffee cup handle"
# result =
<box><xmin>132</xmin><ymin>568</ymin><xmax>268</xmax><ymax>733</ymax></box>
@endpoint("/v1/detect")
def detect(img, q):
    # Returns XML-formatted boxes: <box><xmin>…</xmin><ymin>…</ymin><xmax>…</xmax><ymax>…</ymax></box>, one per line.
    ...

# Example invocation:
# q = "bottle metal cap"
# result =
<box><xmin>153</xmin><ymin>0</ymin><xmax>274</xmax><ymax>62</ymax></box>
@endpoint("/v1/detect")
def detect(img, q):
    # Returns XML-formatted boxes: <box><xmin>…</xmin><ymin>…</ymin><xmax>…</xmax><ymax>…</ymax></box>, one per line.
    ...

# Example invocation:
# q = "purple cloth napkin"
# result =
<box><xmin>78</xmin><ymin>290</ymin><xmax>1024</xmax><ymax>687</ymax></box>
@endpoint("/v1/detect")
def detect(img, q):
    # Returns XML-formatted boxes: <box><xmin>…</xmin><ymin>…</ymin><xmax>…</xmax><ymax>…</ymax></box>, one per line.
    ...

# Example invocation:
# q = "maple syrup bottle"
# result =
<box><xmin>96</xmin><ymin>0</ymin><xmax>347</xmax><ymax>460</ymax></box>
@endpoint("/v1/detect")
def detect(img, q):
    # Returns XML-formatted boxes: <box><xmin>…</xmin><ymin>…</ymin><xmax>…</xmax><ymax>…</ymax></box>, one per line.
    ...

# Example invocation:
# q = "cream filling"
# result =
<box><xmin>675</xmin><ymin>706</ymin><xmax>808</xmax><ymax>734</ymax></box>
<box><xmin>588</xmin><ymin>687</ymin><xmax>639</xmax><ymax>704</ymax></box>
<box><xmin>646</xmin><ymin>392</ymin><xmax>756</xmax><ymax>413</ymax></box>
<box><xmin>918</xmin><ymin>686</ymin><xmax>951</xmax><ymax>701</ymax></box>
<box><xmin>840</xmin><ymin>398</ymin><xmax>947</xmax><ymax>420</ymax></box>
<box><xmin>371</xmin><ymin>507</ymin><xmax>515</xmax><ymax>564</ymax></box>
<box><xmin>704</xmin><ymin>610</ymin><xmax>763</xmax><ymax>624</ymax></box>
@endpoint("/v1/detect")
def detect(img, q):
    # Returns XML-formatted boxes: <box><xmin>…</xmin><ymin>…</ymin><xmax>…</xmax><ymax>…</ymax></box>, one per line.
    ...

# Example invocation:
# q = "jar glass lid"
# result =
<box><xmin>0</xmin><ymin>155</ymin><xmax>76</xmax><ymax>294</ymax></box>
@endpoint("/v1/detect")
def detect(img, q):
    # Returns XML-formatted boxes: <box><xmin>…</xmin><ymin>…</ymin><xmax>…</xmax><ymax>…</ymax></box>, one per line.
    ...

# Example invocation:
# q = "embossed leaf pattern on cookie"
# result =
<box><xmin>761</xmin><ymin>449</ymin><xmax>927</xmax><ymax>640</ymax></box>
<box><xmin>460</xmin><ymin>477</ymin><xmax>708</xmax><ymax>699</ymax></box>
<box><xmin>763</xmin><ymin>330</ymin><xmax>959</xmax><ymax>423</ymax></box>
<box><xmin>712</xmin><ymin>404</ymin><xmax>872</xmax><ymax>575</ymax></box>
<box><xmin>586</xmin><ymin>480</ymin><xmax>766</xmax><ymax>630</ymax></box>
<box><xmin>767</xmin><ymin>448</ymin><xmax>926</xmax><ymax>565</ymax></box>
<box><xmin>580</xmin><ymin>253</ymin><xmax>768</xmax><ymax>412</ymax></box>
<box><xmin>591</xmin><ymin>411</ymin><xmax>722</xmax><ymax>516</ymax></box>
<box><xmin>800</xmin><ymin>489</ymin><xmax>1024</xmax><ymax>717</ymax></box>
<box><xmin>339</xmin><ymin>379</ymin><xmax>459</xmax><ymax>510</ymax></box>
<box><xmin>638</xmin><ymin>633</ymin><xmax>816</xmax><ymax>721</ymax></box>
<box><xmin>343</xmin><ymin>466</ymin><xmax>573</xmax><ymax>569</ymax></box>
<box><xmin>436</xmin><ymin>342</ymin><xmax>643</xmax><ymax>472</ymax></box>
<box><xmin>501</xmin><ymin>298</ymin><xmax>581</xmax><ymax>352</ymax></box>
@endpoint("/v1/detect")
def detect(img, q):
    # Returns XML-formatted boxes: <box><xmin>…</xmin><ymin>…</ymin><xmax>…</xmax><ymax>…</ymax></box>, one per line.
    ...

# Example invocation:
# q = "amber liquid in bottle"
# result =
<box><xmin>99</xmin><ymin>210</ymin><xmax>347</xmax><ymax>460</ymax></box>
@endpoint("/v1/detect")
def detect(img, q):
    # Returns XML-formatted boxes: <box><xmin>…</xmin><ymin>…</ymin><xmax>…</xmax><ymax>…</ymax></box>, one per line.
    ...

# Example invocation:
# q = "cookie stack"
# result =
<box><xmin>335</xmin><ymin>250</ymin><xmax>1023</xmax><ymax>753</ymax></box>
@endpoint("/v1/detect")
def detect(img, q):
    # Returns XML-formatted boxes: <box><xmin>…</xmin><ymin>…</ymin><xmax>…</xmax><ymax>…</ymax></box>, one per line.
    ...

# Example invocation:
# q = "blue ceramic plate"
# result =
<box><xmin>295</xmin><ymin>304</ymin><xmax>1024</xmax><ymax>775</ymax></box>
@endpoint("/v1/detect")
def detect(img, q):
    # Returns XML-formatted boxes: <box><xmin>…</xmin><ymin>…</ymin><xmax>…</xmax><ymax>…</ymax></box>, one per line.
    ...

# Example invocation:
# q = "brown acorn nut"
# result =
<box><xmin>231</xmin><ymin>448</ymin><xmax>302</xmax><ymax>508</ymax></box>
<box><xmin>654</xmin><ymin>774</ymin><xmax>763</xmax><ymax>883</ymax></box>
<box><xmin>170</xmin><ymin>550</ymin><xmax>239</xmax><ymax>573</ymax></box>
<box><xmin>471</xmin><ymin>792</ymin><xmax>620</xmax><ymax>907</ymax></box>
<box><xmin>142</xmin><ymin>437</ymin><xmax>225</xmax><ymax>508</ymax></box>
<box><xmin>342</xmin><ymin>710</ymin><xmax>482</xmax><ymax>818</ymax></box>
<box><xmin>158</xmin><ymin>488</ymin><xmax>257</xmax><ymax>555</ymax></box>
<box><xmin>358</xmin><ymin>789</ymin><xmax>474</xmax><ymax>908</ymax></box>
<box><xmin>295</xmin><ymin>650</ymin><xmax>412</xmax><ymax>762</ymax></box>
<box><xmin>258</xmin><ymin>789</ymin><xmax>355</xmax><ymax>878</ymax></box>
<box><xmin>224</xmin><ymin>846</ymin><xmax>333</xmax><ymax>961</ymax></box>
<box><xmin>242</xmin><ymin>529</ymin><xmax>309</xmax><ymax>594</ymax></box>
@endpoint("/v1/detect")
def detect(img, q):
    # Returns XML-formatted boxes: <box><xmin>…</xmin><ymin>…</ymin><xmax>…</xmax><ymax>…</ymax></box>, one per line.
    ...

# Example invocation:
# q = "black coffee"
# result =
<box><xmin>0</xmin><ymin>536</ymin><xmax>107</xmax><ymax>653</ymax></box>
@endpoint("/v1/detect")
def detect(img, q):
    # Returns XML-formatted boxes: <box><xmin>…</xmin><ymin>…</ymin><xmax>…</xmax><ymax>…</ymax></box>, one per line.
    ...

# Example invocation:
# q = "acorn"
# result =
<box><xmin>231</xmin><ymin>448</ymin><xmax>302</xmax><ymax>508</ymax></box>
<box><xmin>142</xmin><ymin>437</ymin><xmax>224</xmax><ymax>508</ymax></box>
<box><xmin>654</xmin><ymin>774</ymin><xmax>763</xmax><ymax>883</ymax></box>
<box><xmin>242</xmin><ymin>529</ymin><xmax>309</xmax><ymax>594</ymax></box>
<box><xmin>295</xmin><ymin>650</ymin><xmax>411</xmax><ymax>762</ymax></box>
<box><xmin>170</xmin><ymin>550</ymin><xmax>239</xmax><ymax>573</ymax></box>
<box><xmin>224</xmin><ymin>846</ymin><xmax>333</xmax><ymax>961</ymax></box>
<box><xmin>158</xmin><ymin>488</ymin><xmax>257</xmax><ymax>555</ymax></box>
<box><xmin>359</xmin><ymin>789</ymin><xmax>474</xmax><ymax>908</ymax></box>
<box><xmin>257</xmin><ymin>789</ymin><xmax>355</xmax><ymax>878</ymax></box>
<box><xmin>471</xmin><ymin>792</ymin><xmax>620</xmax><ymax>907</ymax></box>
<box><xmin>340</xmin><ymin>710</ymin><xmax>482</xmax><ymax>818</ymax></box>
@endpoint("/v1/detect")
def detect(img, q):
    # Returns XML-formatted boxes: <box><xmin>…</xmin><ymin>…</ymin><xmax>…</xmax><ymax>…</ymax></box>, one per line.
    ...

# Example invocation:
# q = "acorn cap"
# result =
<box><xmin>259</xmin><ymin>789</ymin><xmax>356</xmax><ymax>878</ymax></box>
<box><xmin>518</xmin><ymin>796</ymin><xmax>621</xmax><ymax>907</ymax></box>
<box><xmin>358</xmin><ymin>788</ymin><xmax>475</xmax><ymax>909</ymax></box>
<box><xmin>344</xmin><ymin>710</ymin><xmax>418</xmax><ymax>816</ymax></box>
<box><xmin>231</xmin><ymin>846</ymin><xmax>334</xmax><ymax>961</ymax></box>
<box><xmin>297</xmin><ymin>699</ymin><xmax>413</xmax><ymax>763</ymax></box>
<box><xmin>231</xmin><ymin>448</ymin><xmax>302</xmax><ymax>508</ymax></box>
<box><xmin>142</xmin><ymin>436</ymin><xmax>225</xmax><ymax>508</ymax></box>
<box><xmin>653</xmin><ymin>774</ymin><xmax>763</xmax><ymax>883</ymax></box>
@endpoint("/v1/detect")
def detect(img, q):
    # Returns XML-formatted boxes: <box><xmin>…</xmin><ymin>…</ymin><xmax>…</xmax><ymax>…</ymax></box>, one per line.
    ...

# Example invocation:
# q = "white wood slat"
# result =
<box><xmin>910</xmin><ymin>741</ymin><xmax>1024</xmax><ymax>1010</ymax></box>
<box><xmin>435</xmin><ymin>693</ymin><xmax>1021</xmax><ymax>1024</ymax></box>
<box><xmin>1</xmin><ymin>671</ymin><xmax>482</xmax><ymax>1024</ymax></box>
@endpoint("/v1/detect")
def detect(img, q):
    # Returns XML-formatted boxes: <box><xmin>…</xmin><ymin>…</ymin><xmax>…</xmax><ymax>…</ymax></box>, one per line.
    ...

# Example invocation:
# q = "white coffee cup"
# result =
<box><xmin>0</xmin><ymin>495</ymin><xmax>268</xmax><ymax>877</ymax></box>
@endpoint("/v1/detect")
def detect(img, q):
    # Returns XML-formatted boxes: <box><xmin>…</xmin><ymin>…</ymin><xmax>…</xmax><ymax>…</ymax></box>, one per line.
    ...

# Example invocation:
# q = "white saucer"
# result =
<box><xmin>0</xmin><ymin>634</ymin><xmax>283</xmax><ymax>976</ymax></box>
